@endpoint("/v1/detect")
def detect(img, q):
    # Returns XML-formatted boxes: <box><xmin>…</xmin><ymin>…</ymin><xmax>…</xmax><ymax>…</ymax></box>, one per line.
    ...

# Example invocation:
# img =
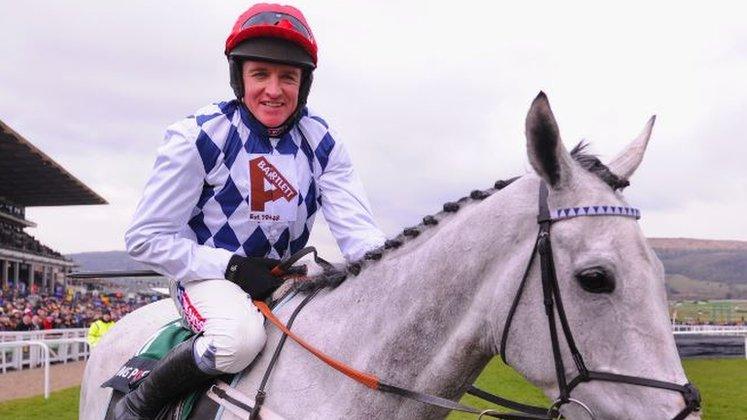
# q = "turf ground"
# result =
<box><xmin>0</xmin><ymin>358</ymin><xmax>744</xmax><ymax>419</ymax></box>
<box><xmin>448</xmin><ymin>358</ymin><xmax>747</xmax><ymax>419</ymax></box>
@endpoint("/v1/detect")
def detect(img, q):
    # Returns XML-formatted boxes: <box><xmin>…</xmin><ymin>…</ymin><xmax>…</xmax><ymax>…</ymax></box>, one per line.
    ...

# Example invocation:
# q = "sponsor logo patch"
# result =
<box><xmin>248</xmin><ymin>155</ymin><xmax>299</xmax><ymax>222</ymax></box>
<box><xmin>101</xmin><ymin>356</ymin><xmax>159</xmax><ymax>393</ymax></box>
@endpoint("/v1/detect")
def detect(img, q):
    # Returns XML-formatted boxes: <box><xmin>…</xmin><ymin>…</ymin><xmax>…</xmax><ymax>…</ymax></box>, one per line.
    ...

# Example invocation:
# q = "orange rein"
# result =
<box><xmin>253</xmin><ymin>299</ymin><xmax>380</xmax><ymax>390</ymax></box>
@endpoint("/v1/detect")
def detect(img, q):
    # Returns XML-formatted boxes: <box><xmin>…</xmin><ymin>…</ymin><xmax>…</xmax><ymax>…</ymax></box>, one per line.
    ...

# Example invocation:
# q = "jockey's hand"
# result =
<box><xmin>225</xmin><ymin>255</ymin><xmax>283</xmax><ymax>300</ymax></box>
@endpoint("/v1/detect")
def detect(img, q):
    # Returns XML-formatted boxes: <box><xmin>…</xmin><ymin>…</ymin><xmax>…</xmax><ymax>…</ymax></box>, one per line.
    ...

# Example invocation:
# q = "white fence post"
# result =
<box><xmin>0</xmin><ymin>341</ymin><xmax>50</xmax><ymax>399</ymax></box>
<box><xmin>0</xmin><ymin>338</ymin><xmax>90</xmax><ymax>399</ymax></box>
<box><xmin>0</xmin><ymin>328</ymin><xmax>90</xmax><ymax>374</ymax></box>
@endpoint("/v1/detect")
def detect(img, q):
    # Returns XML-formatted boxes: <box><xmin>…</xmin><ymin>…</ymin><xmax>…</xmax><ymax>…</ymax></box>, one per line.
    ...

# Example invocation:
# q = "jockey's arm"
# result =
<box><xmin>124</xmin><ymin>122</ymin><xmax>233</xmax><ymax>282</ymax></box>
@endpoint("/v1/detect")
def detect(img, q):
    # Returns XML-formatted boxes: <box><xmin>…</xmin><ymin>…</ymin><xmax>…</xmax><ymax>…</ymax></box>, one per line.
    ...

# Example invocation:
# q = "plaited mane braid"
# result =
<box><xmin>290</xmin><ymin>178</ymin><xmax>518</xmax><ymax>293</ymax></box>
<box><xmin>292</xmin><ymin>141</ymin><xmax>624</xmax><ymax>293</ymax></box>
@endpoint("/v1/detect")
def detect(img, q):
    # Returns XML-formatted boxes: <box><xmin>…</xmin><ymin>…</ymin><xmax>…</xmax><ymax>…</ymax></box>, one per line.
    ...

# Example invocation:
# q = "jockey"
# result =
<box><xmin>118</xmin><ymin>3</ymin><xmax>386</xmax><ymax>418</ymax></box>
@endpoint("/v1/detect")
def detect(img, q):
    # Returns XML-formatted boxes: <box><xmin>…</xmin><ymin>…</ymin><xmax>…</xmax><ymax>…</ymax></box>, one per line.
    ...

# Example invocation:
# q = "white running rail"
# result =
<box><xmin>0</xmin><ymin>341</ymin><xmax>50</xmax><ymax>399</ymax></box>
<box><xmin>0</xmin><ymin>338</ymin><xmax>90</xmax><ymax>399</ymax></box>
<box><xmin>672</xmin><ymin>325</ymin><xmax>747</xmax><ymax>359</ymax></box>
<box><xmin>0</xmin><ymin>328</ymin><xmax>89</xmax><ymax>373</ymax></box>
<box><xmin>672</xmin><ymin>325</ymin><xmax>747</xmax><ymax>334</ymax></box>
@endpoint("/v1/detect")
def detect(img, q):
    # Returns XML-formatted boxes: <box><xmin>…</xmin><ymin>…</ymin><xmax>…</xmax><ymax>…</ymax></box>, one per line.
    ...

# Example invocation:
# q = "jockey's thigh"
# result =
<box><xmin>170</xmin><ymin>279</ymin><xmax>266</xmax><ymax>374</ymax></box>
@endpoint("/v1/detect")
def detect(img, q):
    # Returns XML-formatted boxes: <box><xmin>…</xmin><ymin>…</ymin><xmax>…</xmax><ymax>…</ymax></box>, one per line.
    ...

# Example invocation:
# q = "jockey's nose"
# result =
<box><xmin>264</xmin><ymin>76</ymin><xmax>282</xmax><ymax>97</ymax></box>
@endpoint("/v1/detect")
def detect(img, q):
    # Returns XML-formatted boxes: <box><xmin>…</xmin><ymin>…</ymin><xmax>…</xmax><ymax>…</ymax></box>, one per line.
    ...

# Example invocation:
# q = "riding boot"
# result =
<box><xmin>113</xmin><ymin>336</ymin><xmax>215</xmax><ymax>420</ymax></box>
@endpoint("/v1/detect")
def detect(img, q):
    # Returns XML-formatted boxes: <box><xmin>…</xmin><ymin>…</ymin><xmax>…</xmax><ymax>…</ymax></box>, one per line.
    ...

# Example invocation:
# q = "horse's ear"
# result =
<box><xmin>525</xmin><ymin>92</ymin><xmax>575</xmax><ymax>188</ymax></box>
<box><xmin>606</xmin><ymin>115</ymin><xmax>655</xmax><ymax>181</ymax></box>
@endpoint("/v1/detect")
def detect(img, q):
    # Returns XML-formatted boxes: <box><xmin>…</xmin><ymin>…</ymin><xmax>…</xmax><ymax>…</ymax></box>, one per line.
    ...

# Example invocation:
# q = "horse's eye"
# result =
<box><xmin>575</xmin><ymin>267</ymin><xmax>615</xmax><ymax>293</ymax></box>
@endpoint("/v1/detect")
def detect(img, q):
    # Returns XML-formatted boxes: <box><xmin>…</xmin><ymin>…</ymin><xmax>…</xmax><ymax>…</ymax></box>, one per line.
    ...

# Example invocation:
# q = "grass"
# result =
<box><xmin>681</xmin><ymin>358</ymin><xmax>747</xmax><ymax>418</ymax></box>
<box><xmin>448</xmin><ymin>358</ymin><xmax>747</xmax><ymax>419</ymax></box>
<box><xmin>0</xmin><ymin>386</ymin><xmax>79</xmax><ymax>420</ymax></box>
<box><xmin>0</xmin><ymin>359</ymin><xmax>744</xmax><ymax>419</ymax></box>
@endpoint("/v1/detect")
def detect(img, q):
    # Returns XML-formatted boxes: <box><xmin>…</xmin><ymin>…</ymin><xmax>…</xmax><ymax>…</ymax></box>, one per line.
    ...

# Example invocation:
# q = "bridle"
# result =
<box><xmin>493</xmin><ymin>182</ymin><xmax>701</xmax><ymax>419</ymax></box>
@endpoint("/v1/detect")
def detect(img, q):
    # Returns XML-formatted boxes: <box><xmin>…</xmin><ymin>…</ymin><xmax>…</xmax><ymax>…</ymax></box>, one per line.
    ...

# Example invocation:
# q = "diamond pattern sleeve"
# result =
<box><xmin>125</xmin><ymin>121</ymin><xmax>234</xmax><ymax>282</ymax></box>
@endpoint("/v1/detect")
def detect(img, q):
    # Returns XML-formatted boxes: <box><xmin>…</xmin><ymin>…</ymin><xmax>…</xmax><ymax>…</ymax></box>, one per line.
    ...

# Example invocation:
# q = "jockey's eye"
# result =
<box><xmin>575</xmin><ymin>267</ymin><xmax>615</xmax><ymax>294</ymax></box>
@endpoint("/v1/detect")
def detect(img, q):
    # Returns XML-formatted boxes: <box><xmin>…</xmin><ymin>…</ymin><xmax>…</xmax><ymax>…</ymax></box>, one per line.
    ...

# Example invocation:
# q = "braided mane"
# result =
<box><xmin>289</xmin><ymin>142</ymin><xmax>623</xmax><ymax>293</ymax></box>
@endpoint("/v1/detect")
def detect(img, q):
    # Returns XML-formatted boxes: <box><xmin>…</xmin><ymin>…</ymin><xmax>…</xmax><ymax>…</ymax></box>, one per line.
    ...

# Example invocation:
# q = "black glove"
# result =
<box><xmin>225</xmin><ymin>255</ymin><xmax>283</xmax><ymax>300</ymax></box>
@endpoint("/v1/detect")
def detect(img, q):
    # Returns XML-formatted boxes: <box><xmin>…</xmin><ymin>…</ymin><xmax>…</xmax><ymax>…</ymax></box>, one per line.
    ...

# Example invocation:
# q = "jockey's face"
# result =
<box><xmin>242</xmin><ymin>60</ymin><xmax>302</xmax><ymax>129</ymax></box>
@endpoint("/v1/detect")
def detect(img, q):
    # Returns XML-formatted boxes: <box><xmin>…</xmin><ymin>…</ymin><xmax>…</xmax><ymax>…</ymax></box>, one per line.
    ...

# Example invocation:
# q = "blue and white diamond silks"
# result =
<box><xmin>125</xmin><ymin>100</ymin><xmax>386</xmax><ymax>283</ymax></box>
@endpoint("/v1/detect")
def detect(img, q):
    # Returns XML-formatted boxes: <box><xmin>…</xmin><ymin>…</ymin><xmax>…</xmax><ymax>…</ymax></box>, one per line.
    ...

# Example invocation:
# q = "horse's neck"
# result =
<box><xmin>279</xmin><ymin>178</ymin><xmax>538</xmax><ymax>416</ymax></box>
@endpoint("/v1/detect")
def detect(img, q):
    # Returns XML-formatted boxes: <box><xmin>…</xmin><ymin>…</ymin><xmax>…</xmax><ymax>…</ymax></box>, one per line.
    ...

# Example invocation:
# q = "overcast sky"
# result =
<box><xmin>1</xmin><ymin>1</ymin><xmax>745</xmax><ymax>259</ymax></box>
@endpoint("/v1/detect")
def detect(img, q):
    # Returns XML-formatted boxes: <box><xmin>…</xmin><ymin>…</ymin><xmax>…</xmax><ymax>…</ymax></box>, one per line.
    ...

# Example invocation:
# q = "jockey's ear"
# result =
<box><xmin>525</xmin><ymin>92</ymin><xmax>576</xmax><ymax>189</ymax></box>
<box><xmin>607</xmin><ymin>115</ymin><xmax>656</xmax><ymax>181</ymax></box>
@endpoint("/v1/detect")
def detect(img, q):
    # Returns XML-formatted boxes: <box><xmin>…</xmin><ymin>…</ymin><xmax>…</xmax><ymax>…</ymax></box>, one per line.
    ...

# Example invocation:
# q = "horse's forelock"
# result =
<box><xmin>570</xmin><ymin>141</ymin><xmax>630</xmax><ymax>191</ymax></box>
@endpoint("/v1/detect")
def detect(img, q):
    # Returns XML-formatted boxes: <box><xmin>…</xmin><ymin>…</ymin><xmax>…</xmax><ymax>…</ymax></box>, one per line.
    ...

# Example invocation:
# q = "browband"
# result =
<box><xmin>550</xmin><ymin>205</ymin><xmax>641</xmax><ymax>221</ymax></box>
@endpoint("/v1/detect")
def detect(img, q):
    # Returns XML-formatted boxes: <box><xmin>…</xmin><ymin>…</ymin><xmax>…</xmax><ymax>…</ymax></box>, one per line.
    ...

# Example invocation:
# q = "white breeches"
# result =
<box><xmin>170</xmin><ymin>279</ymin><xmax>266</xmax><ymax>374</ymax></box>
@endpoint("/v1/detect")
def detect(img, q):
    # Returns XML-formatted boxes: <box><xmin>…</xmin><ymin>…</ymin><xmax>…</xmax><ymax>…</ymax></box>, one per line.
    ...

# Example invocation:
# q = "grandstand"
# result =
<box><xmin>0</xmin><ymin>118</ymin><xmax>106</xmax><ymax>293</ymax></box>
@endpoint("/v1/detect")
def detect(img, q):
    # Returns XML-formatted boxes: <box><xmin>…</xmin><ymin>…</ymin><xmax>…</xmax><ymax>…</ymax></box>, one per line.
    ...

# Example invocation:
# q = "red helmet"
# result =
<box><xmin>225</xmin><ymin>3</ymin><xmax>317</xmax><ymax>68</ymax></box>
<box><xmin>225</xmin><ymin>3</ymin><xmax>317</xmax><ymax>136</ymax></box>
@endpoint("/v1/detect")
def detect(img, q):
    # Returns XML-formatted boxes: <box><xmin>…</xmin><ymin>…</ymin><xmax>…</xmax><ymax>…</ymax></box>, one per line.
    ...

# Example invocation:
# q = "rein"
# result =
<box><xmin>253</xmin><ymin>298</ymin><xmax>546</xmax><ymax>419</ymax></box>
<box><xmin>498</xmin><ymin>183</ymin><xmax>701</xmax><ymax>419</ymax></box>
<box><xmin>249</xmin><ymin>181</ymin><xmax>701</xmax><ymax>419</ymax></box>
<box><xmin>250</xmin><ymin>251</ymin><xmax>547</xmax><ymax>419</ymax></box>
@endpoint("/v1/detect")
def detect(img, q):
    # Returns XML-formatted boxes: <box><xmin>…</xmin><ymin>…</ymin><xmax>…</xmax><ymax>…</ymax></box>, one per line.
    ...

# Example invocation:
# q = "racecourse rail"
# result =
<box><xmin>0</xmin><ymin>329</ymin><xmax>90</xmax><ymax>373</ymax></box>
<box><xmin>672</xmin><ymin>325</ymin><xmax>747</xmax><ymax>360</ymax></box>
<box><xmin>0</xmin><ymin>326</ymin><xmax>744</xmax><ymax>400</ymax></box>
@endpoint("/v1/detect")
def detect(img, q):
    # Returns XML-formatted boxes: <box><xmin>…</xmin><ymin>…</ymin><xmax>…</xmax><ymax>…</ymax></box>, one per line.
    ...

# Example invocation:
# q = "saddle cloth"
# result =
<box><xmin>102</xmin><ymin>319</ymin><xmax>226</xmax><ymax>420</ymax></box>
<box><xmin>101</xmin><ymin>288</ymin><xmax>298</xmax><ymax>420</ymax></box>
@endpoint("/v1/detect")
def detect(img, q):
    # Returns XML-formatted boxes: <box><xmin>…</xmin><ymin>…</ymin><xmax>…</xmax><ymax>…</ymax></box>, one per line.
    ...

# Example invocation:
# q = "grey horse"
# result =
<box><xmin>81</xmin><ymin>93</ymin><xmax>699</xmax><ymax>419</ymax></box>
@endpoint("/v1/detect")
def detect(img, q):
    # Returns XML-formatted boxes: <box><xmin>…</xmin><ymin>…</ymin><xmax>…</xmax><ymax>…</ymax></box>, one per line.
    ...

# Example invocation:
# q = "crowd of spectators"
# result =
<box><xmin>0</xmin><ymin>220</ymin><xmax>66</xmax><ymax>259</ymax></box>
<box><xmin>0</xmin><ymin>284</ymin><xmax>155</xmax><ymax>332</ymax></box>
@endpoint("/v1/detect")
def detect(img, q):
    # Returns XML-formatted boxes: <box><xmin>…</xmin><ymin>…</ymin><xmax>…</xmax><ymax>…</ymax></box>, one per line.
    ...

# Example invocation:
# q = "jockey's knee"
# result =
<box><xmin>198</xmin><ymin>317</ymin><xmax>266</xmax><ymax>374</ymax></box>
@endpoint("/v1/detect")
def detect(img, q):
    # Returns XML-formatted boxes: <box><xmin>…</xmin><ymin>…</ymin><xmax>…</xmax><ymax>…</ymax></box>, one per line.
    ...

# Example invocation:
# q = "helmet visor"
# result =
<box><xmin>241</xmin><ymin>11</ymin><xmax>313</xmax><ymax>41</ymax></box>
<box><xmin>230</xmin><ymin>37</ymin><xmax>315</xmax><ymax>69</ymax></box>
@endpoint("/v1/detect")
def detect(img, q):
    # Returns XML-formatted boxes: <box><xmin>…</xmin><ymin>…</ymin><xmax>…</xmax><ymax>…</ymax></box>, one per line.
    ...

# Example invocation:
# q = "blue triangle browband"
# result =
<box><xmin>550</xmin><ymin>205</ymin><xmax>641</xmax><ymax>221</ymax></box>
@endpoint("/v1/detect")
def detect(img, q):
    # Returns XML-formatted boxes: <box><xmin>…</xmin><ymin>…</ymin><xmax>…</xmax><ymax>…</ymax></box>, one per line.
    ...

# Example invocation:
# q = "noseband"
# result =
<box><xmin>495</xmin><ymin>182</ymin><xmax>701</xmax><ymax>419</ymax></box>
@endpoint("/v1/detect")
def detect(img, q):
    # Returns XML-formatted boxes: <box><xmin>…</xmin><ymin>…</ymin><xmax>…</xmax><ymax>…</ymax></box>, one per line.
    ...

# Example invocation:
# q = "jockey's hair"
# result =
<box><xmin>290</xmin><ymin>141</ymin><xmax>627</xmax><ymax>293</ymax></box>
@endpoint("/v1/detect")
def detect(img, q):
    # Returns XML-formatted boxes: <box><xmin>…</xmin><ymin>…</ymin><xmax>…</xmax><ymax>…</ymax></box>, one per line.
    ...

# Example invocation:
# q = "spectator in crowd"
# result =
<box><xmin>16</xmin><ymin>314</ymin><xmax>33</xmax><ymax>331</ymax></box>
<box><xmin>0</xmin><ymin>286</ymin><xmax>152</xmax><ymax>332</ymax></box>
<box><xmin>87</xmin><ymin>310</ymin><xmax>116</xmax><ymax>347</ymax></box>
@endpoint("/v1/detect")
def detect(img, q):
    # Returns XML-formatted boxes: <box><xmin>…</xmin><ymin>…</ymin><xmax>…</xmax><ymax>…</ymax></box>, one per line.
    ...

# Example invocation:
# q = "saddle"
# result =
<box><xmin>101</xmin><ymin>317</ymin><xmax>287</xmax><ymax>420</ymax></box>
<box><xmin>101</xmin><ymin>319</ymin><xmax>214</xmax><ymax>420</ymax></box>
<box><xmin>102</xmin><ymin>273</ymin><xmax>319</xmax><ymax>419</ymax></box>
<box><xmin>101</xmin><ymin>249</ymin><xmax>343</xmax><ymax>420</ymax></box>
